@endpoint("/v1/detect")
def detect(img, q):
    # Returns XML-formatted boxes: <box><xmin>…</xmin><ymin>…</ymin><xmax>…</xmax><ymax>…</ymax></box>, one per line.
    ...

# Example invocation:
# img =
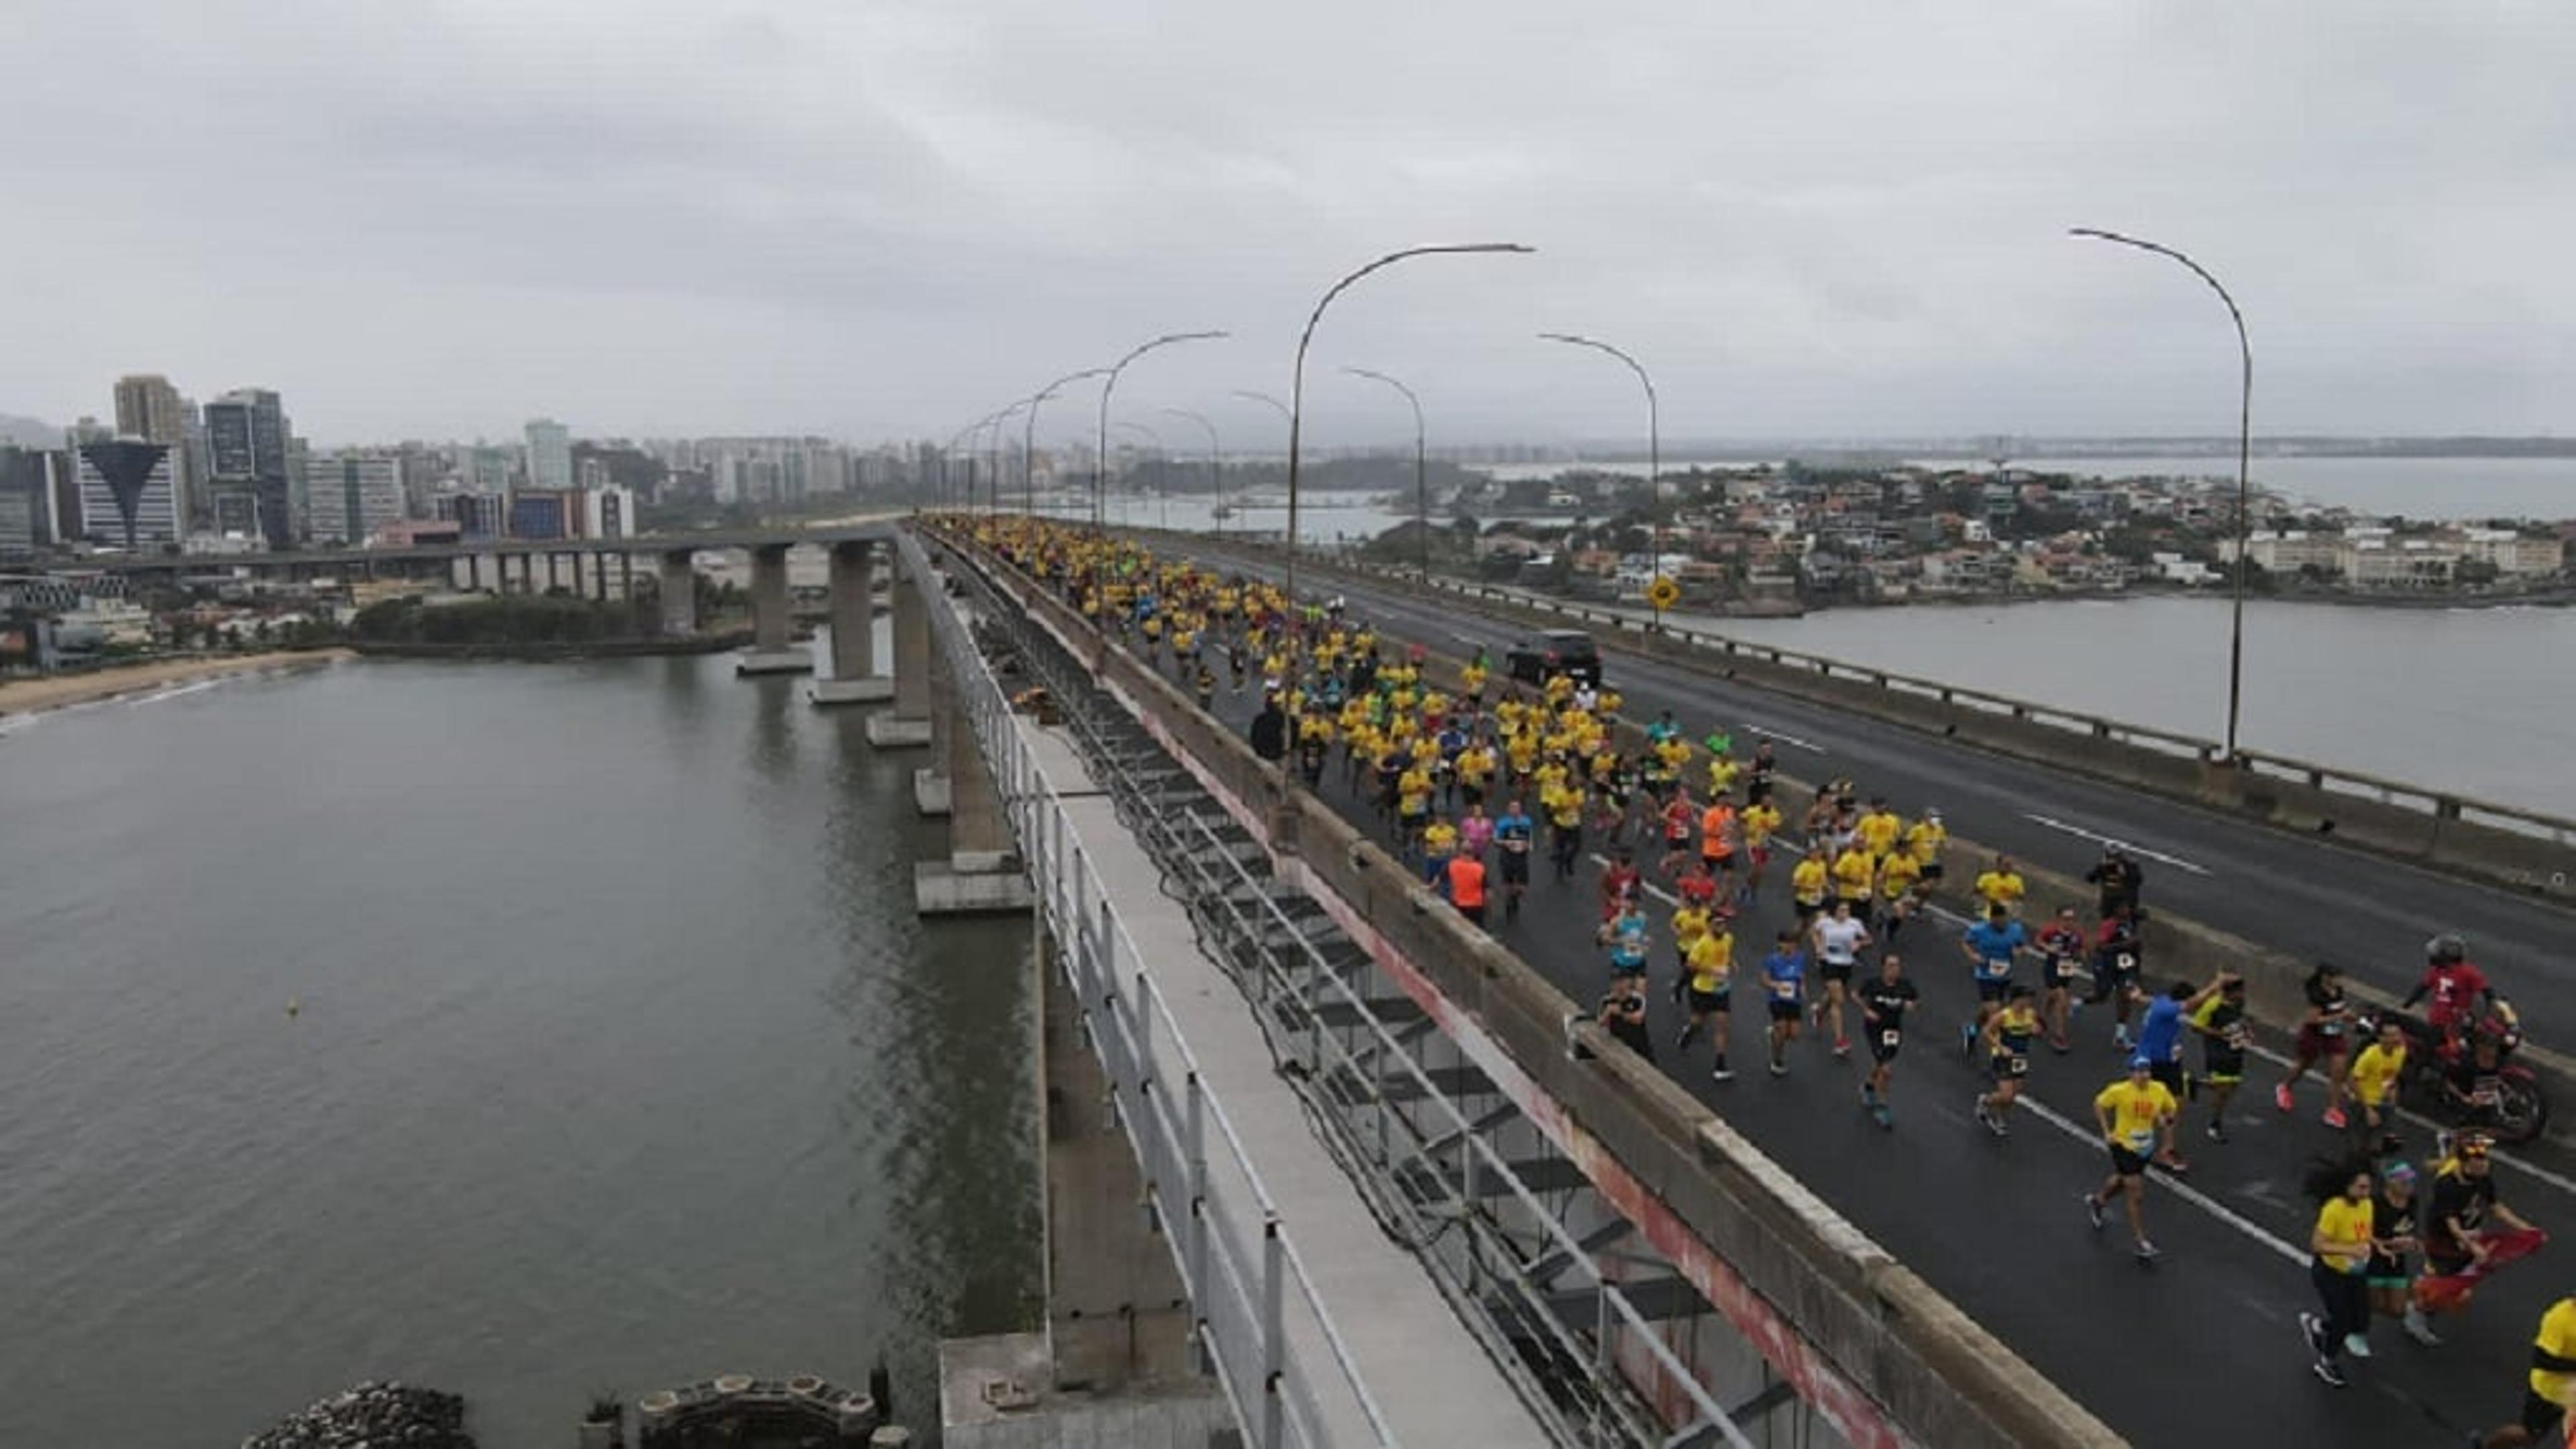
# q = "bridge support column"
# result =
<box><xmin>592</xmin><ymin>553</ymin><xmax>608</xmax><ymax>602</ymax></box>
<box><xmin>865</xmin><ymin>552</ymin><xmax>936</xmax><ymax>747</ymax></box>
<box><xmin>735</xmin><ymin>543</ymin><xmax>812</xmax><ymax>676</ymax></box>
<box><xmin>656</xmin><ymin>551</ymin><xmax>696</xmax><ymax>637</ymax></box>
<box><xmin>913</xmin><ymin>654</ymin><xmax>1030</xmax><ymax>914</ymax></box>
<box><xmin>810</xmin><ymin>541</ymin><xmax>892</xmax><ymax>706</ymax></box>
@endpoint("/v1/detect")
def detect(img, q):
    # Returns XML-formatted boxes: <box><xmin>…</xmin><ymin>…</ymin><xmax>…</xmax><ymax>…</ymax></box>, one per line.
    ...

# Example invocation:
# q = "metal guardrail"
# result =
<box><xmin>934</xmin><ymin>529</ymin><xmax>1770</xmax><ymax>1448</ymax></box>
<box><xmin>1269</xmin><ymin>543</ymin><xmax>2576</xmax><ymax>851</ymax></box>
<box><xmin>891</xmin><ymin>528</ymin><xmax>1394</xmax><ymax>1449</ymax></box>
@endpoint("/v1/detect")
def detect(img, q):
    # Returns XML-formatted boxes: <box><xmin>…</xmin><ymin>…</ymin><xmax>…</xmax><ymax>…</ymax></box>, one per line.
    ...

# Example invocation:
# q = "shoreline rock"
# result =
<box><xmin>242</xmin><ymin>1381</ymin><xmax>475</xmax><ymax>1449</ymax></box>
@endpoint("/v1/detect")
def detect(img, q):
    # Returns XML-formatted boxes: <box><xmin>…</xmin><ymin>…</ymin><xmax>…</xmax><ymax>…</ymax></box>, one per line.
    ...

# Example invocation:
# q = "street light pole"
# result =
<box><xmin>984</xmin><ymin>402</ymin><xmax>1025</xmax><ymax>518</ymax></box>
<box><xmin>1540</xmin><ymin>331</ymin><xmax>1662</xmax><ymax>628</ymax></box>
<box><xmin>1342</xmin><ymin>366</ymin><xmax>1429</xmax><ymax>580</ymax></box>
<box><xmin>1230</xmin><ymin>390</ymin><xmax>1293</xmax><ymax>549</ymax></box>
<box><xmin>2070</xmin><ymin>227</ymin><xmax>2255</xmax><ymax>759</ymax></box>
<box><xmin>1285</xmin><ymin>245</ymin><xmax>1534</xmax><ymax>623</ymax></box>
<box><xmin>1161</xmin><ymin>408</ymin><xmax>1222</xmax><ymax>539</ymax></box>
<box><xmin>1025</xmin><ymin>368</ymin><xmax>1112</xmax><ymax>518</ymax></box>
<box><xmin>1098</xmin><ymin>332</ymin><xmax>1229</xmax><ymax>539</ymax></box>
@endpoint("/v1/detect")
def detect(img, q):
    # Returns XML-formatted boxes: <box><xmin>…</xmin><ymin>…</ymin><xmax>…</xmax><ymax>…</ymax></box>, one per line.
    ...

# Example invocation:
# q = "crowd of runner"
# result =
<box><xmin>967</xmin><ymin>517</ymin><xmax>2561</xmax><ymax>1441</ymax></box>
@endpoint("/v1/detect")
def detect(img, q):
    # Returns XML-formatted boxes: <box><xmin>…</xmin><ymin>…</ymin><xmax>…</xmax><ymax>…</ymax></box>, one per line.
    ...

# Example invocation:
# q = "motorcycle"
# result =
<box><xmin>2367</xmin><ymin>999</ymin><xmax>2551</xmax><ymax>1146</ymax></box>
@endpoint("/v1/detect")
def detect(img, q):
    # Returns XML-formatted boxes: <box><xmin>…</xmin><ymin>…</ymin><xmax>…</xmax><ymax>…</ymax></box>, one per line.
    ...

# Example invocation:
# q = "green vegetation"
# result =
<box><xmin>350</xmin><ymin>594</ymin><xmax>659</xmax><ymax>645</ymax></box>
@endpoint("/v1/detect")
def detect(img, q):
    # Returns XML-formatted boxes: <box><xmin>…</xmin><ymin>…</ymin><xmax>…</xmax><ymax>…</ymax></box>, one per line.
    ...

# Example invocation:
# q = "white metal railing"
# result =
<box><xmin>934</xmin><ymin>527</ymin><xmax>1766</xmax><ymax>1448</ymax></box>
<box><xmin>891</xmin><ymin>527</ymin><xmax>1397</xmax><ymax>1449</ymax></box>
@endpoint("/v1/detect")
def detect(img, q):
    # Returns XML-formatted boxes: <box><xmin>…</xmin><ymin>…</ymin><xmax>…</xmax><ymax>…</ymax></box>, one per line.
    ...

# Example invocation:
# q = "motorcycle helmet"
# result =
<box><xmin>2426</xmin><ymin>932</ymin><xmax>2468</xmax><ymax>965</ymax></box>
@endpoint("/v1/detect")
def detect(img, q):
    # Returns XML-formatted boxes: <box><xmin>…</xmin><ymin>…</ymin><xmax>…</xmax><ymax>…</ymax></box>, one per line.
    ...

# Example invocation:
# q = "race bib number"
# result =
<box><xmin>2114</xmin><ymin>953</ymin><xmax>2138</xmax><ymax>972</ymax></box>
<box><xmin>1998</xmin><ymin>1053</ymin><xmax>2029</xmax><ymax>1077</ymax></box>
<box><xmin>1771</xmin><ymin>979</ymin><xmax>1798</xmax><ymax>1000</ymax></box>
<box><xmin>2224</xmin><ymin>1024</ymin><xmax>2252</xmax><ymax>1049</ymax></box>
<box><xmin>2319</xmin><ymin>1022</ymin><xmax>2345</xmax><ymax>1037</ymax></box>
<box><xmin>2123</xmin><ymin>1128</ymin><xmax>2155</xmax><ymax>1152</ymax></box>
<box><xmin>2472</xmin><ymin>1086</ymin><xmax>2502</xmax><ymax>1107</ymax></box>
<box><xmin>1880</xmin><ymin>1029</ymin><xmax>1902</xmax><ymax>1050</ymax></box>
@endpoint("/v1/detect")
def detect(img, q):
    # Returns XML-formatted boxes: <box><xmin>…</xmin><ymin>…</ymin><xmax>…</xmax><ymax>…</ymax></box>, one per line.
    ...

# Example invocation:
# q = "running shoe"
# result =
<box><xmin>2343</xmin><ymin>1334</ymin><xmax>2371</xmax><ymax>1360</ymax></box>
<box><xmin>2133</xmin><ymin>1240</ymin><xmax>2161</xmax><ymax>1264</ymax></box>
<box><xmin>1768</xmin><ymin>1061</ymin><xmax>1786</xmax><ymax>1078</ymax></box>
<box><xmin>2312</xmin><ymin>1359</ymin><xmax>2347</xmax><ymax>1388</ymax></box>
<box><xmin>2084</xmin><ymin>1194</ymin><xmax>2106</xmax><ymax>1231</ymax></box>
<box><xmin>2322</xmin><ymin>1106</ymin><xmax>2349</xmax><ymax>1130</ymax></box>
<box><xmin>1711</xmin><ymin>1065</ymin><xmax>1735</xmax><ymax>1083</ymax></box>
<box><xmin>1832</xmin><ymin>1038</ymin><xmax>1850</xmax><ymax>1059</ymax></box>
<box><xmin>2300</xmin><ymin>1312</ymin><xmax>2328</xmax><ymax>1356</ymax></box>
<box><xmin>2275</xmin><ymin>1083</ymin><xmax>2295</xmax><ymax>1113</ymax></box>
<box><xmin>2112</xmin><ymin>1024</ymin><xmax>2131</xmax><ymax>1051</ymax></box>
<box><xmin>2403</xmin><ymin>1309</ymin><xmax>2442</xmax><ymax>1347</ymax></box>
<box><xmin>1975</xmin><ymin>1097</ymin><xmax>1996</xmax><ymax>1132</ymax></box>
<box><xmin>2206</xmin><ymin>1122</ymin><xmax>2228</xmax><ymax>1144</ymax></box>
<box><xmin>1872</xmin><ymin>1103</ymin><xmax>1893</xmax><ymax>1130</ymax></box>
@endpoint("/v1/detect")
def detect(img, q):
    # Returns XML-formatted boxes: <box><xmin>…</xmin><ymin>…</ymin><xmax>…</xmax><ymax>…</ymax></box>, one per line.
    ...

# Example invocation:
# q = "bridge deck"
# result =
<box><xmin>1147</xmin><ymin>551</ymin><xmax>2576</xmax><ymax>1448</ymax></box>
<box><xmin>1008</xmin><ymin>697</ymin><xmax>1546</xmax><ymax>1446</ymax></box>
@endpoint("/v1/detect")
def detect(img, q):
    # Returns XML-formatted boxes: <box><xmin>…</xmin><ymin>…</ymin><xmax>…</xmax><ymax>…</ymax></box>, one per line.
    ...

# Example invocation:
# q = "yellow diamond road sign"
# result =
<box><xmin>1648</xmin><ymin>575</ymin><xmax>1680</xmax><ymax>609</ymax></box>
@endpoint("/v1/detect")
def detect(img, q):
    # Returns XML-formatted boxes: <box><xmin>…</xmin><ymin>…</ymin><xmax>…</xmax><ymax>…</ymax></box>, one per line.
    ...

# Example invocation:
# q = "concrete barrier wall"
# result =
<box><xmin>941</xmin><ymin>533</ymin><xmax>2123</xmax><ymax>1449</ymax></box>
<box><xmin>1225</xmin><ymin>542</ymin><xmax>2575</xmax><ymax>901</ymax></box>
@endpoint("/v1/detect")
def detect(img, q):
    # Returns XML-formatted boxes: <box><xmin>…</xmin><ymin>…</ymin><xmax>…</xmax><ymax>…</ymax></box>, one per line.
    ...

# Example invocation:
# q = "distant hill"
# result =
<box><xmin>0</xmin><ymin>413</ymin><xmax>59</xmax><ymax>448</ymax></box>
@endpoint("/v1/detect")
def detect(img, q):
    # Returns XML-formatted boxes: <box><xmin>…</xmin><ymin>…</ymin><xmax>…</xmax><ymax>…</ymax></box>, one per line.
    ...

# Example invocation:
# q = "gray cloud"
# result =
<box><xmin>6</xmin><ymin>0</ymin><xmax>2571</xmax><ymax>446</ymax></box>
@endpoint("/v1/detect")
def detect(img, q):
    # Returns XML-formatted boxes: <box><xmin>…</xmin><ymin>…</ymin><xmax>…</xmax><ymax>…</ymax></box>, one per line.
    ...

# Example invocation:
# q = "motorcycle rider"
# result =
<box><xmin>2404</xmin><ymin>932</ymin><xmax>2494</xmax><ymax>1051</ymax></box>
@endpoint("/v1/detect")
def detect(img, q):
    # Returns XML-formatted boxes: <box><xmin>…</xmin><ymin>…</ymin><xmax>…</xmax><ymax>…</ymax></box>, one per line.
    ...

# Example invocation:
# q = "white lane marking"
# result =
<box><xmin>2020</xmin><ymin>814</ymin><xmax>2210</xmax><ymax>875</ymax></box>
<box><xmin>2008</xmin><ymin>1093</ymin><xmax>2308</xmax><ymax>1267</ymax></box>
<box><xmin>1741</xmin><ymin>721</ymin><xmax>1827</xmax><ymax>753</ymax></box>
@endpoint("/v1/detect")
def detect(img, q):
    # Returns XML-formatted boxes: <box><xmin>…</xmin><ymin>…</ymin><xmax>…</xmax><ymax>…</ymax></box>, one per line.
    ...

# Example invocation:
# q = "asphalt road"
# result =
<box><xmin>1124</xmin><ymin>552</ymin><xmax>2576</xmax><ymax>1449</ymax></box>
<box><xmin>1200</xmin><ymin>547</ymin><xmax>2576</xmax><ymax>1031</ymax></box>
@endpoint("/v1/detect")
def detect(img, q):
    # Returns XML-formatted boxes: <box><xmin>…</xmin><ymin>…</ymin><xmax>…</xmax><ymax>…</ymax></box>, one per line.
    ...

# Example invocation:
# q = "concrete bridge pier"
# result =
<box><xmin>735</xmin><ymin>543</ymin><xmax>813</xmax><ymax>676</ymax></box>
<box><xmin>810</xmin><ymin>541</ymin><xmax>893</xmax><ymax>706</ymax></box>
<box><xmin>864</xmin><ymin>555</ymin><xmax>937</xmax><ymax>747</ymax></box>
<box><xmin>912</xmin><ymin>618</ymin><xmax>1031</xmax><ymax>914</ymax></box>
<box><xmin>656</xmin><ymin>550</ymin><xmax>696</xmax><ymax>637</ymax></box>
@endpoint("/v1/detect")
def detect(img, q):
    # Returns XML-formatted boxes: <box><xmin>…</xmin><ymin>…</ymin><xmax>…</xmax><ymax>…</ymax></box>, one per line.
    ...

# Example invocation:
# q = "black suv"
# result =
<box><xmin>1504</xmin><ymin>629</ymin><xmax>1601</xmax><ymax>686</ymax></box>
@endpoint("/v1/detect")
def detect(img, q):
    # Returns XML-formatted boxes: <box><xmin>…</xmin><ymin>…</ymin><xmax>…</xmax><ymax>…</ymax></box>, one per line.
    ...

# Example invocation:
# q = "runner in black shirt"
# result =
<box><xmin>1598</xmin><ymin>983</ymin><xmax>1654</xmax><ymax>1063</ymax></box>
<box><xmin>1858</xmin><ymin>953</ymin><xmax>1921</xmax><ymax>1130</ymax></box>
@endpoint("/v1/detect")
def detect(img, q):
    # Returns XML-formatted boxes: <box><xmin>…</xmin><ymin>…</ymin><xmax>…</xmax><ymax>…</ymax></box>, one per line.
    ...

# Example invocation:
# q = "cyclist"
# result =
<box><xmin>1975</xmin><ymin>984</ymin><xmax>2043</xmax><ymax>1136</ymax></box>
<box><xmin>1858</xmin><ymin>953</ymin><xmax>1921</xmax><ymax>1128</ymax></box>
<box><xmin>2035</xmin><ymin>904</ymin><xmax>2089</xmax><ymax>1053</ymax></box>
<box><xmin>1761</xmin><ymin>928</ymin><xmax>1807</xmax><ymax>1078</ymax></box>
<box><xmin>1809</xmin><ymin>898</ymin><xmax>1872</xmax><ymax>1058</ymax></box>
<box><xmin>2187</xmin><ymin>975</ymin><xmax>2253</xmax><ymax>1142</ymax></box>
<box><xmin>2084</xmin><ymin>1055</ymin><xmax>2180</xmax><ymax>1264</ymax></box>
<box><xmin>2275</xmin><ymin>961</ymin><xmax>2357</xmax><ymax>1130</ymax></box>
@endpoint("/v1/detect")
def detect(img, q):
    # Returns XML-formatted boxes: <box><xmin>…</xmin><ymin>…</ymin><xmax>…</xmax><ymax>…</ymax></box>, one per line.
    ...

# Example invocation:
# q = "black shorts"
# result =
<box><xmin>2522</xmin><ymin>1389</ymin><xmax>2566</xmax><ymax>1437</ymax></box>
<box><xmin>1988</xmin><ymin>1052</ymin><xmax>2030</xmax><ymax>1085</ymax></box>
<box><xmin>1975</xmin><ymin>976</ymin><xmax>2013</xmax><ymax>1003</ymax></box>
<box><xmin>1767</xmin><ymin>998</ymin><xmax>1803</xmax><ymax>1022</ymax></box>
<box><xmin>1499</xmin><ymin>851</ymin><xmax>1531</xmax><ymax>883</ymax></box>
<box><xmin>1870</xmin><ymin>1029</ymin><xmax>1903</xmax><ymax>1063</ymax></box>
<box><xmin>1458</xmin><ymin>902</ymin><xmax>1487</xmax><ymax>926</ymax></box>
<box><xmin>2045</xmin><ymin>959</ymin><xmax>2080</xmax><ymax>991</ymax></box>
<box><xmin>1839</xmin><ymin>897</ymin><xmax>1873</xmax><ymax>923</ymax></box>
<box><xmin>2108</xmin><ymin>1144</ymin><xmax>2152</xmax><ymax>1178</ymax></box>
<box><xmin>1687</xmin><ymin>987</ymin><xmax>1731</xmax><ymax>1015</ymax></box>
<box><xmin>2203</xmin><ymin>1052</ymin><xmax>2246</xmax><ymax>1083</ymax></box>
<box><xmin>1818</xmin><ymin>961</ymin><xmax>1854</xmax><ymax>984</ymax></box>
<box><xmin>1400</xmin><ymin>810</ymin><xmax>1428</xmax><ymax>833</ymax></box>
<box><xmin>1920</xmin><ymin>861</ymin><xmax>1945</xmax><ymax>880</ymax></box>
<box><xmin>1793</xmin><ymin>899</ymin><xmax>1823</xmax><ymax>922</ymax></box>
<box><xmin>2149</xmin><ymin>1061</ymin><xmax>2185</xmax><ymax>1097</ymax></box>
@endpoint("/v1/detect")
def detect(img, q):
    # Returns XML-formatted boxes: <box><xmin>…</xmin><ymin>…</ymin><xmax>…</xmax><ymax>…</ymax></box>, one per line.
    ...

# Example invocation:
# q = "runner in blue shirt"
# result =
<box><xmin>1958</xmin><ymin>904</ymin><xmax>2028</xmax><ymax>1057</ymax></box>
<box><xmin>1493</xmin><ymin>799</ymin><xmax>1535</xmax><ymax>923</ymax></box>
<box><xmin>1762</xmin><ymin>928</ymin><xmax>1809</xmax><ymax>1077</ymax></box>
<box><xmin>2133</xmin><ymin>977</ymin><xmax>2224</xmax><ymax>1169</ymax></box>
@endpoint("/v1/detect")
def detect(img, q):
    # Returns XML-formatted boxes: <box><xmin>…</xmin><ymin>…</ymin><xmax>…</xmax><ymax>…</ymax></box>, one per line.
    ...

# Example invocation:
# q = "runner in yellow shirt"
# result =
<box><xmin>1877</xmin><ymin>849</ymin><xmax>1924</xmax><ymax>938</ymax></box>
<box><xmin>1856</xmin><ymin>797</ymin><xmax>1904</xmax><ymax>860</ymax></box>
<box><xmin>1741</xmin><ymin>795</ymin><xmax>1783</xmax><ymax>902</ymax></box>
<box><xmin>2084</xmin><ymin>1057</ymin><xmax>2180</xmax><ymax>1263</ymax></box>
<box><xmin>1974</xmin><ymin>855</ymin><xmax>2027</xmax><ymax>917</ymax></box>
<box><xmin>1790</xmin><ymin>845</ymin><xmax>1831</xmax><ymax>924</ymax></box>
<box><xmin>2346</xmin><ymin>1020</ymin><xmax>2410</xmax><ymax>1144</ymax></box>
<box><xmin>1831</xmin><ymin>845</ymin><xmax>1877</xmax><ymax>924</ymax></box>
<box><xmin>1677</xmin><ymin>924</ymin><xmax>1736</xmax><ymax>1080</ymax></box>
<box><xmin>2469</xmin><ymin>1295</ymin><xmax>2576</xmax><ymax>1446</ymax></box>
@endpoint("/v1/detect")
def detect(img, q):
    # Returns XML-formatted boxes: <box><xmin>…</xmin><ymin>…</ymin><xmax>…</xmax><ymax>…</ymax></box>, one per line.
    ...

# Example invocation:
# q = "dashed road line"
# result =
<box><xmin>2021</xmin><ymin>813</ymin><xmax>2210</xmax><ymax>875</ymax></box>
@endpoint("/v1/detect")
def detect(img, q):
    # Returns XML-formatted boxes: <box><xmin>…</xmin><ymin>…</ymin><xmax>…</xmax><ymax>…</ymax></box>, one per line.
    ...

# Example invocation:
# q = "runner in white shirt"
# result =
<box><xmin>1807</xmin><ymin>898</ymin><xmax>1874</xmax><ymax>1059</ymax></box>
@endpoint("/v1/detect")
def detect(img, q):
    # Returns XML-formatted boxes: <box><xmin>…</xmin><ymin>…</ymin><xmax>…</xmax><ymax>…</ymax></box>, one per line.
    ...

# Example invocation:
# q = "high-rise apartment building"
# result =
<box><xmin>524</xmin><ymin>419</ymin><xmax>572</xmax><ymax>492</ymax></box>
<box><xmin>76</xmin><ymin>439</ymin><xmax>178</xmax><ymax>551</ymax></box>
<box><xmin>113</xmin><ymin>375</ymin><xmax>198</xmax><ymax>530</ymax></box>
<box><xmin>304</xmin><ymin>453</ymin><xmax>406</xmax><ymax>545</ymax></box>
<box><xmin>203</xmin><ymin>388</ymin><xmax>292</xmax><ymax>546</ymax></box>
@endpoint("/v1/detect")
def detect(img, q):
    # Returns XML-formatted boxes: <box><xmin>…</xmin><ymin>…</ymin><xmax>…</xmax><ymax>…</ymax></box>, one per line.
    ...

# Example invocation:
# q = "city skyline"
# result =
<box><xmin>7</xmin><ymin>3</ymin><xmax>2575</xmax><ymax>445</ymax></box>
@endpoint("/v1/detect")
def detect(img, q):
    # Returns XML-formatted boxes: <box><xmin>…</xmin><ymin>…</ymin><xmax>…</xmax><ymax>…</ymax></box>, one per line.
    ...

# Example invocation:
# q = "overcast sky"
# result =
<box><xmin>9</xmin><ymin>1</ymin><xmax>2572</xmax><ymax>448</ymax></box>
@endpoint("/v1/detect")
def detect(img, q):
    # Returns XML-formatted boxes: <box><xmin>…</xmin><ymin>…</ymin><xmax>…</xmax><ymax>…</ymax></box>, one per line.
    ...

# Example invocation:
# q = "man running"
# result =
<box><xmin>1974</xmin><ymin>853</ymin><xmax>2027</xmax><ymax>918</ymax></box>
<box><xmin>2084</xmin><ymin>1056</ymin><xmax>2180</xmax><ymax>1263</ymax></box>
<box><xmin>1495</xmin><ymin>797</ymin><xmax>1534</xmax><ymax>922</ymax></box>
<box><xmin>1809</xmin><ymin>898</ymin><xmax>1871</xmax><ymax>1058</ymax></box>
<box><xmin>2134</xmin><ymin>977</ymin><xmax>2226</xmax><ymax>1168</ymax></box>
<box><xmin>1446</xmin><ymin>849</ymin><xmax>1489</xmax><ymax>929</ymax></box>
<box><xmin>1975</xmin><ymin>985</ymin><xmax>2041</xmax><ymax>1136</ymax></box>
<box><xmin>2094</xmin><ymin>902</ymin><xmax>2147</xmax><ymax>1051</ymax></box>
<box><xmin>1960</xmin><ymin>903</ymin><xmax>2028</xmax><ymax>1057</ymax></box>
<box><xmin>2410</xmin><ymin>1133</ymin><xmax>2540</xmax><ymax>1346</ymax></box>
<box><xmin>1858</xmin><ymin>953</ymin><xmax>1921</xmax><ymax>1128</ymax></box>
<box><xmin>2347</xmin><ymin>1018</ymin><xmax>2410</xmax><ymax>1148</ymax></box>
<box><xmin>2035</xmin><ymin>904</ymin><xmax>2089</xmax><ymax>1053</ymax></box>
<box><xmin>1790</xmin><ymin>844</ymin><xmax>1831</xmax><ymax>927</ymax></box>
<box><xmin>1678</xmin><ymin>914</ymin><xmax>1737</xmax><ymax>1081</ymax></box>
<box><xmin>1761</xmin><ymin>928</ymin><xmax>1808</xmax><ymax>1078</ymax></box>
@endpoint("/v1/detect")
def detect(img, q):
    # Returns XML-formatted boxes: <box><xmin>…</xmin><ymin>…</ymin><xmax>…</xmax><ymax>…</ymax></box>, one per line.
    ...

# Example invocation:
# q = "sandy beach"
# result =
<box><xmin>0</xmin><ymin>650</ymin><xmax>354</xmax><ymax>718</ymax></box>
